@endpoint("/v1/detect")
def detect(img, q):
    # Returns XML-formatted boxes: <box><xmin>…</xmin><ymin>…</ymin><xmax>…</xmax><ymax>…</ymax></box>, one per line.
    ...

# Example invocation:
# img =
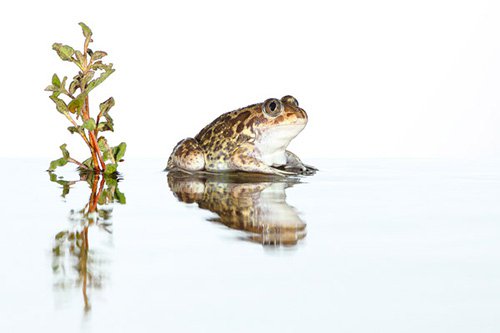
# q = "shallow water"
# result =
<box><xmin>1</xmin><ymin>158</ymin><xmax>499</xmax><ymax>332</ymax></box>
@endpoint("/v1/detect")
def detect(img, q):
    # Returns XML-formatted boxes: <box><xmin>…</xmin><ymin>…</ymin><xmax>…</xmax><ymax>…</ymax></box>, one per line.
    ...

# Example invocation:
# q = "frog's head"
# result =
<box><xmin>251</xmin><ymin>95</ymin><xmax>308</xmax><ymax>164</ymax></box>
<box><xmin>252</xmin><ymin>95</ymin><xmax>307</xmax><ymax>142</ymax></box>
<box><xmin>256</xmin><ymin>95</ymin><xmax>308</xmax><ymax>129</ymax></box>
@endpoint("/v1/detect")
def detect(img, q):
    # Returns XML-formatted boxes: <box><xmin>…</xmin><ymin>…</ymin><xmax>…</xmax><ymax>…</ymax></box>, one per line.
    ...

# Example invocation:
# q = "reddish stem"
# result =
<box><xmin>83</xmin><ymin>96</ymin><xmax>105</xmax><ymax>172</ymax></box>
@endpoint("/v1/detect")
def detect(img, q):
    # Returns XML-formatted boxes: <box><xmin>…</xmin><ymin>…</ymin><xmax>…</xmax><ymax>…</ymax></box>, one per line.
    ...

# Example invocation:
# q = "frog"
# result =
<box><xmin>167</xmin><ymin>172</ymin><xmax>307</xmax><ymax>246</ymax></box>
<box><xmin>166</xmin><ymin>95</ymin><xmax>317</xmax><ymax>176</ymax></box>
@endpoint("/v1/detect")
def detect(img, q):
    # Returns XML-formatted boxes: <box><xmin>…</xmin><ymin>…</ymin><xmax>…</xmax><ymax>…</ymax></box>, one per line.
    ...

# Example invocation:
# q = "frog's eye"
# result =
<box><xmin>281</xmin><ymin>95</ymin><xmax>299</xmax><ymax>107</ymax></box>
<box><xmin>262</xmin><ymin>98</ymin><xmax>283</xmax><ymax>117</ymax></box>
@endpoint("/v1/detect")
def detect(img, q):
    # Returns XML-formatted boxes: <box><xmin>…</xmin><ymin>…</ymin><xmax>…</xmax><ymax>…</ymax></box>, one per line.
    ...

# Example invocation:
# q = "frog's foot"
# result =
<box><xmin>284</xmin><ymin>150</ymin><xmax>317</xmax><ymax>175</ymax></box>
<box><xmin>166</xmin><ymin>138</ymin><xmax>205</xmax><ymax>172</ymax></box>
<box><xmin>230</xmin><ymin>144</ymin><xmax>296</xmax><ymax>177</ymax></box>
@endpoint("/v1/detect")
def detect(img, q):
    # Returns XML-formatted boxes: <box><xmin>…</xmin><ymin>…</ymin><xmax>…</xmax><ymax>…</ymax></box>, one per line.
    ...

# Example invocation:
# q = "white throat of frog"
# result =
<box><xmin>254</xmin><ymin>123</ymin><xmax>306</xmax><ymax>167</ymax></box>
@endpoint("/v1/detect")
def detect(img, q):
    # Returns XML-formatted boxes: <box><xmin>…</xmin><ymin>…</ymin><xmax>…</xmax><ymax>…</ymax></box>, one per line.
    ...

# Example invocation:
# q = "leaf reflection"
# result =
<box><xmin>49</xmin><ymin>171</ymin><xmax>126</xmax><ymax>312</ymax></box>
<box><xmin>167</xmin><ymin>172</ymin><xmax>306</xmax><ymax>247</ymax></box>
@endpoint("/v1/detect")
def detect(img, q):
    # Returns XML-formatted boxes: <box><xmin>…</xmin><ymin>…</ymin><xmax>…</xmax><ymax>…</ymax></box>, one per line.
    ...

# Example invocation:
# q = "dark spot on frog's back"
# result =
<box><xmin>233</xmin><ymin>111</ymin><xmax>251</xmax><ymax>132</ymax></box>
<box><xmin>236</xmin><ymin>122</ymin><xmax>245</xmax><ymax>133</ymax></box>
<box><xmin>213</xmin><ymin>142</ymin><xmax>222</xmax><ymax>152</ymax></box>
<box><xmin>223</xmin><ymin>128</ymin><xmax>234</xmax><ymax>137</ymax></box>
<box><xmin>213</xmin><ymin>123</ymin><xmax>225</xmax><ymax>134</ymax></box>
<box><xmin>196</xmin><ymin>113</ymin><xmax>230</xmax><ymax>140</ymax></box>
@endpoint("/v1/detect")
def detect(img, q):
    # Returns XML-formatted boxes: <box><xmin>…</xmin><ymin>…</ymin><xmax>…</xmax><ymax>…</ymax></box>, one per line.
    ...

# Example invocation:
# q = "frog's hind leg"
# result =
<box><xmin>166</xmin><ymin>138</ymin><xmax>205</xmax><ymax>172</ymax></box>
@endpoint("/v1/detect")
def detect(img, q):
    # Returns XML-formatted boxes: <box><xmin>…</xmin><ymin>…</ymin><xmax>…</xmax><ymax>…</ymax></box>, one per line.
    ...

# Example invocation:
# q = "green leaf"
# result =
<box><xmin>55</xmin><ymin>231</ymin><xmax>68</xmax><ymax>240</ymax></box>
<box><xmin>104</xmin><ymin>163</ymin><xmax>117</xmax><ymax>175</ymax></box>
<box><xmin>52</xmin><ymin>74</ymin><xmax>61</xmax><ymax>88</ymax></box>
<box><xmin>87</xmin><ymin>64</ymin><xmax>115</xmax><ymax>91</ymax></box>
<box><xmin>47</xmin><ymin>171</ymin><xmax>74</xmax><ymax>197</ymax></box>
<box><xmin>48</xmin><ymin>172</ymin><xmax>57</xmax><ymax>182</ymax></box>
<box><xmin>82</xmin><ymin>118</ymin><xmax>96</xmax><ymax>131</ymax></box>
<box><xmin>113</xmin><ymin>142</ymin><xmax>127</xmax><ymax>161</ymax></box>
<box><xmin>69</xmin><ymin>80</ymin><xmax>78</xmax><ymax>95</ymax></box>
<box><xmin>79</xmin><ymin>22</ymin><xmax>92</xmax><ymax>38</ymax></box>
<box><xmin>61</xmin><ymin>76</ymin><xmax>68</xmax><ymax>89</ymax></box>
<box><xmin>68</xmin><ymin>96</ymin><xmax>84</xmax><ymax>114</ymax></box>
<box><xmin>52</xmin><ymin>43</ymin><xmax>75</xmax><ymax>62</ymax></box>
<box><xmin>67</xmin><ymin>126</ymin><xmax>79</xmax><ymax>134</ymax></box>
<box><xmin>61</xmin><ymin>186</ymin><xmax>70</xmax><ymax>198</ymax></box>
<box><xmin>90</xmin><ymin>61</ymin><xmax>107</xmax><ymax>71</ymax></box>
<box><xmin>98</xmin><ymin>97</ymin><xmax>115</xmax><ymax>131</ymax></box>
<box><xmin>52</xmin><ymin>246</ymin><xmax>61</xmax><ymax>256</ymax></box>
<box><xmin>49</xmin><ymin>95</ymin><xmax>69</xmax><ymax>113</ymax></box>
<box><xmin>114</xmin><ymin>188</ymin><xmax>126</xmax><ymax>204</ymax></box>
<box><xmin>65</xmin><ymin>65</ymin><xmax>113</xmax><ymax>113</ymax></box>
<box><xmin>105</xmin><ymin>177</ymin><xmax>118</xmax><ymax>187</ymax></box>
<box><xmin>97</xmin><ymin>122</ymin><xmax>113</xmax><ymax>132</ymax></box>
<box><xmin>97</xmin><ymin>136</ymin><xmax>108</xmax><ymax>153</ymax></box>
<box><xmin>82</xmin><ymin>70</ymin><xmax>95</xmax><ymax>88</ymax></box>
<box><xmin>46</xmin><ymin>76</ymin><xmax>67</xmax><ymax>93</ymax></box>
<box><xmin>91</xmin><ymin>51</ymin><xmax>107</xmax><ymax>63</ymax></box>
<box><xmin>82</xmin><ymin>157</ymin><xmax>94</xmax><ymax>169</ymax></box>
<box><xmin>104</xmin><ymin>115</ymin><xmax>114</xmax><ymax>131</ymax></box>
<box><xmin>97</xmin><ymin>191</ymin><xmax>107</xmax><ymax>205</ymax></box>
<box><xmin>59</xmin><ymin>144</ymin><xmax>70</xmax><ymax>159</ymax></box>
<box><xmin>48</xmin><ymin>157</ymin><xmax>68</xmax><ymax>171</ymax></box>
<box><xmin>75</xmin><ymin>50</ymin><xmax>85</xmax><ymax>67</ymax></box>
<box><xmin>99</xmin><ymin>97</ymin><xmax>115</xmax><ymax>114</ymax></box>
<box><xmin>99</xmin><ymin>138</ymin><xmax>114</xmax><ymax>163</ymax></box>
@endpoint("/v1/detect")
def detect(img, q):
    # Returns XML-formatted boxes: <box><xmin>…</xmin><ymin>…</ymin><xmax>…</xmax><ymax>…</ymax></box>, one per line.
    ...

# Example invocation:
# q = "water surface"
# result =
<box><xmin>0</xmin><ymin>158</ymin><xmax>499</xmax><ymax>332</ymax></box>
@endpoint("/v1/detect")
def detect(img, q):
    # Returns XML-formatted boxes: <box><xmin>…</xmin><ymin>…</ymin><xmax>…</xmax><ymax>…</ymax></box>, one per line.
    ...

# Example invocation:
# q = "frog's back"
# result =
<box><xmin>194</xmin><ymin>105</ymin><xmax>259</xmax><ymax>171</ymax></box>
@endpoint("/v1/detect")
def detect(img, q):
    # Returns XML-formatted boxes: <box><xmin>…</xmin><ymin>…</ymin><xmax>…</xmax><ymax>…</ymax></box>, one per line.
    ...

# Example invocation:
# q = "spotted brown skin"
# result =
<box><xmin>167</xmin><ymin>172</ymin><xmax>306</xmax><ymax>246</ymax></box>
<box><xmin>167</xmin><ymin>95</ymin><xmax>316</xmax><ymax>176</ymax></box>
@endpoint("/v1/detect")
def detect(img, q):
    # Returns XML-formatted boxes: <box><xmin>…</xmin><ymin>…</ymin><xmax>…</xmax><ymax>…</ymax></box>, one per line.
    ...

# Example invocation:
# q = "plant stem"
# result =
<box><xmin>77</xmin><ymin>34</ymin><xmax>104</xmax><ymax>173</ymax></box>
<box><xmin>81</xmin><ymin>225</ymin><xmax>90</xmax><ymax>312</ymax></box>
<box><xmin>86</xmin><ymin>127</ymin><xmax>99</xmax><ymax>172</ymax></box>
<box><xmin>68</xmin><ymin>157</ymin><xmax>89</xmax><ymax>170</ymax></box>
<box><xmin>80</xmin><ymin>95</ymin><xmax>99</xmax><ymax>172</ymax></box>
<box><xmin>95</xmin><ymin>175</ymin><xmax>106</xmax><ymax>207</ymax></box>
<box><xmin>62</xmin><ymin>111</ymin><xmax>93</xmax><ymax>149</ymax></box>
<box><xmin>88</xmin><ymin>173</ymin><xmax>100</xmax><ymax>213</ymax></box>
<box><xmin>83</xmin><ymin>96</ymin><xmax>106</xmax><ymax>171</ymax></box>
<box><xmin>90</xmin><ymin>131</ymin><xmax>105</xmax><ymax>170</ymax></box>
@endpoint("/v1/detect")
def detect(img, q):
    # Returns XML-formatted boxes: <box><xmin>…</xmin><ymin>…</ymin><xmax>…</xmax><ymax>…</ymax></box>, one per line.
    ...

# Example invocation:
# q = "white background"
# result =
<box><xmin>0</xmin><ymin>0</ymin><xmax>499</xmax><ymax>160</ymax></box>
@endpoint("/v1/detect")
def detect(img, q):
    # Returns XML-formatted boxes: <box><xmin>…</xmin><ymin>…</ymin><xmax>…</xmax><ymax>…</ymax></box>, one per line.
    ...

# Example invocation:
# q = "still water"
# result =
<box><xmin>0</xmin><ymin>158</ymin><xmax>499</xmax><ymax>332</ymax></box>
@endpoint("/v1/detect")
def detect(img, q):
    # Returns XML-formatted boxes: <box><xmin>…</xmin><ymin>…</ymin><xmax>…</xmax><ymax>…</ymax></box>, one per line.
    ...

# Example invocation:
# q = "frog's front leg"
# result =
<box><xmin>166</xmin><ymin>138</ymin><xmax>205</xmax><ymax>172</ymax></box>
<box><xmin>229</xmin><ymin>144</ymin><xmax>295</xmax><ymax>176</ymax></box>
<box><xmin>284</xmin><ymin>150</ymin><xmax>318</xmax><ymax>175</ymax></box>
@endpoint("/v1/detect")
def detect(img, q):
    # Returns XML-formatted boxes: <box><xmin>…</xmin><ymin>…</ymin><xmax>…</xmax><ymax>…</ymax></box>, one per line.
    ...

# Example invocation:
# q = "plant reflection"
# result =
<box><xmin>49</xmin><ymin>171</ymin><xmax>126</xmax><ymax>312</ymax></box>
<box><xmin>167</xmin><ymin>172</ymin><xmax>306</xmax><ymax>247</ymax></box>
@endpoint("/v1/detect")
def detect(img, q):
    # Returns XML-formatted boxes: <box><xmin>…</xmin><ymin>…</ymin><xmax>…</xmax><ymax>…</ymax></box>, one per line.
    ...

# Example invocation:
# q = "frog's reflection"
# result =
<box><xmin>49</xmin><ymin>172</ymin><xmax>125</xmax><ymax>312</ymax></box>
<box><xmin>167</xmin><ymin>172</ymin><xmax>306</xmax><ymax>246</ymax></box>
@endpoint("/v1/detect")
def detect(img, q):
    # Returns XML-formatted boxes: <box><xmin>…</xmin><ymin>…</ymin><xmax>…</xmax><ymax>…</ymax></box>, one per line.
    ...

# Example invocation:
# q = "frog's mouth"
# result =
<box><xmin>258</xmin><ymin>122</ymin><xmax>306</xmax><ymax>144</ymax></box>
